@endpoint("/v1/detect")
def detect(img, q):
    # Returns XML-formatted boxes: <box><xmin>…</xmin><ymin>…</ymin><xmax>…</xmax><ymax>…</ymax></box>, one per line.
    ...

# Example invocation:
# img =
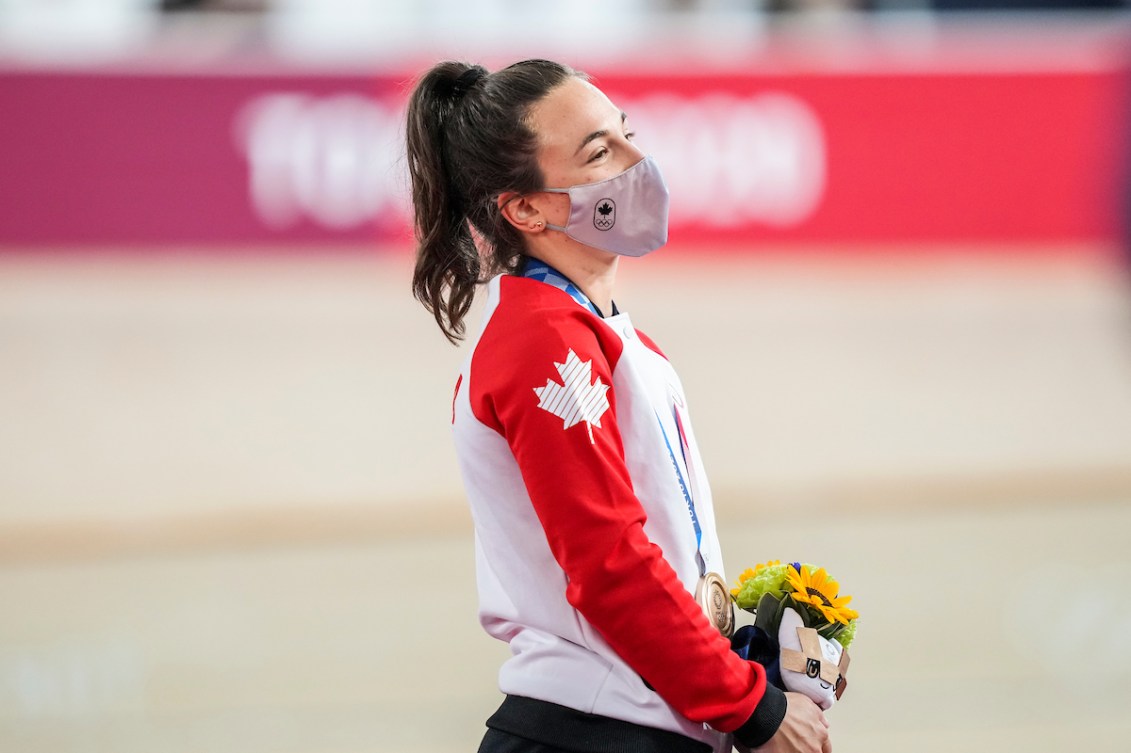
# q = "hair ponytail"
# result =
<box><xmin>405</xmin><ymin>59</ymin><xmax>580</xmax><ymax>343</ymax></box>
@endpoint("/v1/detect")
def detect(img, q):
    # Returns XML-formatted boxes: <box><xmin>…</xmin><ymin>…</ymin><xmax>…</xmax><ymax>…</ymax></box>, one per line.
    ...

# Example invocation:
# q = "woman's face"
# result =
<box><xmin>525</xmin><ymin>77</ymin><xmax>644</xmax><ymax>228</ymax></box>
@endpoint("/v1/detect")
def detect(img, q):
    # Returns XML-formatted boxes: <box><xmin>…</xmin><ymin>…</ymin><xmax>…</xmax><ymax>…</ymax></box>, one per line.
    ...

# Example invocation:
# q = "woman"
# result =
<box><xmin>406</xmin><ymin>59</ymin><xmax>830</xmax><ymax>753</ymax></box>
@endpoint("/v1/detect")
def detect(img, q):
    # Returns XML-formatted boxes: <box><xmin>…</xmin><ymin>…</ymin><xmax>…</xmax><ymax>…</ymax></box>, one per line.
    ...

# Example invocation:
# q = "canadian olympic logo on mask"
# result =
<box><xmin>593</xmin><ymin>199</ymin><xmax>616</xmax><ymax>231</ymax></box>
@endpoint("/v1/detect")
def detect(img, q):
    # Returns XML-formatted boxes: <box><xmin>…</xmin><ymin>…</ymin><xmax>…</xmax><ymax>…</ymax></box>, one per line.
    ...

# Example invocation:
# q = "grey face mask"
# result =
<box><xmin>541</xmin><ymin>155</ymin><xmax>670</xmax><ymax>258</ymax></box>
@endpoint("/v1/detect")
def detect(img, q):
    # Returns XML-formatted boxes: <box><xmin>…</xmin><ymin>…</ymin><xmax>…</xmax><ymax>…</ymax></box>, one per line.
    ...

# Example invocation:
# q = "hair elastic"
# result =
<box><xmin>452</xmin><ymin>66</ymin><xmax>487</xmax><ymax>98</ymax></box>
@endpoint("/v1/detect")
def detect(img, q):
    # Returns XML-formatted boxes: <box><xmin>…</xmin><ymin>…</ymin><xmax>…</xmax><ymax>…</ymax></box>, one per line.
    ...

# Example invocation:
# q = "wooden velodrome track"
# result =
<box><xmin>2</xmin><ymin>247</ymin><xmax>1130</xmax><ymax>753</ymax></box>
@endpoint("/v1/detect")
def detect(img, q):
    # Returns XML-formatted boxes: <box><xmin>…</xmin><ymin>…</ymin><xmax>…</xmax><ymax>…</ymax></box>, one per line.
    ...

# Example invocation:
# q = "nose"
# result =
<box><xmin>619</xmin><ymin>137</ymin><xmax>645</xmax><ymax>171</ymax></box>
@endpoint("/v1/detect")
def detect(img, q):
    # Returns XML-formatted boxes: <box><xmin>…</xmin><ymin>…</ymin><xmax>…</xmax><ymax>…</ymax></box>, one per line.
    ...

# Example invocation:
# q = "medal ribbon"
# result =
<box><xmin>655</xmin><ymin>408</ymin><xmax>707</xmax><ymax>577</ymax></box>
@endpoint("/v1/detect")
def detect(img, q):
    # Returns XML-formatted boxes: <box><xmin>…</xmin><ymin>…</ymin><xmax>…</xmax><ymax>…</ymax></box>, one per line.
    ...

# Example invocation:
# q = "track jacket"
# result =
<box><xmin>451</xmin><ymin>267</ymin><xmax>786</xmax><ymax>752</ymax></box>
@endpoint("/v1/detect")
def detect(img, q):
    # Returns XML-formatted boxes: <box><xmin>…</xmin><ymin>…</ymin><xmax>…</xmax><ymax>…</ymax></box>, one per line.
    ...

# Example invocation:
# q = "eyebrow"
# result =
<box><xmin>574</xmin><ymin>111</ymin><xmax>628</xmax><ymax>156</ymax></box>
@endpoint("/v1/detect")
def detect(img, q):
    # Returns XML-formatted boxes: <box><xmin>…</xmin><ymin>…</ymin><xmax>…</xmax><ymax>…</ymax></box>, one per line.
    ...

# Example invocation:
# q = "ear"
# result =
<box><xmin>497</xmin><ymin>192</ymin><xmax>546</xmax><ymax>235</ymax></box>
<box><xmin>778</xmin><ymin>607</ymin><xmax>804</xmax><ymax>651</ymax></box>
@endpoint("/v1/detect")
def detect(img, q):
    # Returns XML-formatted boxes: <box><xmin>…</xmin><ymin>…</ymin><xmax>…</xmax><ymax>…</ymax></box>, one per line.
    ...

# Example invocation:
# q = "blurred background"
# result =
<box><xmin>3</xmin><ymin>2</ymin><xmax>1131</xmax><ymax>752</ymax></box>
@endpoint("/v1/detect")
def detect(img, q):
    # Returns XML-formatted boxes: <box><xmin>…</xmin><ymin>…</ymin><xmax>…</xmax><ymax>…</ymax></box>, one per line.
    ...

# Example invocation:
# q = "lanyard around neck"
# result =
<box><xmin>655</xmin><ymin>405</ymin><xmax>707</xmax><ymax>578</ymax></box>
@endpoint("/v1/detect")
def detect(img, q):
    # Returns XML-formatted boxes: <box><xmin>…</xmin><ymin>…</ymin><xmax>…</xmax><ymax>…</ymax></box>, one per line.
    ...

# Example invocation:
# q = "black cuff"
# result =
<box><xmin>733</xmin><ymin>683</ymin><xmax>788</xmax><ymax>749</ymax></box>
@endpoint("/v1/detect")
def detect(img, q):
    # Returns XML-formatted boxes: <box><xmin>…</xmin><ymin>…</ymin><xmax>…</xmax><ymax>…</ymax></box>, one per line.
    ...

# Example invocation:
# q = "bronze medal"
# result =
<box><xmin>695</xmin><ymin>571</ymin><xmax>734</xmax><ymax>637</ymax></box>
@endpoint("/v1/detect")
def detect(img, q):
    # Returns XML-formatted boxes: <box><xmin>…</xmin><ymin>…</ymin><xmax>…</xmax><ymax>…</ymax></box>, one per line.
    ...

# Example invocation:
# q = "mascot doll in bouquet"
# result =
<box><xmin>728</xmin><ymin>561</ymin><xmax>858</xmax><ymax>711</ymax></box>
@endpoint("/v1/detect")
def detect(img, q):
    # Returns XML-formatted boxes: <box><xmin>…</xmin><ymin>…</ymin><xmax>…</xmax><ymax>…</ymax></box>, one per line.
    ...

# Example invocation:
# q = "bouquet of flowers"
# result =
<box><xmin>729</xmin><ymin>561</ymin><xmax>858</xmax><ymax>710</ymax></box>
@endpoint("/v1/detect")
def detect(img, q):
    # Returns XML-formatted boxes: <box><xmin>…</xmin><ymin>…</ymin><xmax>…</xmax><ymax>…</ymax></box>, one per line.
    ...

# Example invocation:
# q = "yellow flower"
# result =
<box><xmin>729</xmin><ymin>560</ymin><xmax>781</xmax><ymax>596</ymax></box>
<box><xmin>786</xmin><ymin>564</ymin><xmax>858</xmax><ymax>625</ymax></box>
<box><xmin>730</xmin><ymin>568</ymin><xmax>756</xmax><ymax>596</ymax></box>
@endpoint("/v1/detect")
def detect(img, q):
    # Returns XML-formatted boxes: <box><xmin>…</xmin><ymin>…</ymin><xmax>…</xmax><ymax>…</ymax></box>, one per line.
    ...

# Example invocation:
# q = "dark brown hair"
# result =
<box><xmin>406</xmin><ymin>59</ymin><xmax>582</xmax><ymax>343</ymax></box>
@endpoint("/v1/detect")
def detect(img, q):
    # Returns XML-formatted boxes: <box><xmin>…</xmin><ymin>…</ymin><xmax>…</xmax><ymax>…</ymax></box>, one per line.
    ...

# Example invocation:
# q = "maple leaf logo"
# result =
<box><xmin>593</xmin><ymin>198</ymin><xmax>616</xmax><ymax>230</ymax></box>
<box><xmin>533</xmin><ymin>349</ymin><xmax>610</xmax><ymax>443</ymax></box>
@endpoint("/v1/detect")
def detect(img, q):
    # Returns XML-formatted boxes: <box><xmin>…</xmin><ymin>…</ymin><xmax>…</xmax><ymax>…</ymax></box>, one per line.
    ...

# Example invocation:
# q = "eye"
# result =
<box><xmin>587</xmin><ymin>147</ymin><xmax>608</xmax><ymax>164</ymax></box>
<box><xmin>624</xmin><ymin>130</ymin><xmax>636</xmax><ymax>141</ymax></box>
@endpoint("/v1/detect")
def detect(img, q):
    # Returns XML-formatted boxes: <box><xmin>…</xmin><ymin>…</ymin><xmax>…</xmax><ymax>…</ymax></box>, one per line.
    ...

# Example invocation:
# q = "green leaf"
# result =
<box><xmin>754</xmin><ymin>592</ymin><xmax>784</xmax><ymax>634</ymax></box>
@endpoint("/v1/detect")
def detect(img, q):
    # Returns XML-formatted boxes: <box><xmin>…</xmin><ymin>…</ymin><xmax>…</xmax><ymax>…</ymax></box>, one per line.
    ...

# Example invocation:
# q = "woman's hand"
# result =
<box><xmin>737</xmin><ymin>692</ymin><xmax>830</xmax><ymax>753</ymax></box>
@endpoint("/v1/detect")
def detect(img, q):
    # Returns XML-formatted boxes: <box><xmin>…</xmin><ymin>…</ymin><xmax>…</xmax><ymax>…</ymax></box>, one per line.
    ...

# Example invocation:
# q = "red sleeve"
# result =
<box><xmin>470</xmin><ymin>286</ymin><xmax>782</xmax><ymax>739</ymax></box>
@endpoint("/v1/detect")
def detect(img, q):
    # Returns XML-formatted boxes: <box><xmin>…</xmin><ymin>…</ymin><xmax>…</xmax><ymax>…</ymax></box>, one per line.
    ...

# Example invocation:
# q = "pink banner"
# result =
<box><xmin>598</xmin><ymin>69</ymin><xmax>1129</xmax><ymax>246</ymax></box>
<box><xmin>1</xmin><ymin>63</ymin><xmax>1127</xmax><ymax>249</ymax></box>
<box><xmin>0</xmin><ymin>72</ymin><xmax>405</xmax><ymax>246</ymax></box>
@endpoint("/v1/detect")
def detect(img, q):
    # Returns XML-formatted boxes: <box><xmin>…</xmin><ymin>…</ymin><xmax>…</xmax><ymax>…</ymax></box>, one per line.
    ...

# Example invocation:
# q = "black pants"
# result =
<box><xmin>477</xmin><ymin>696</ymin><xmax>712</xmax><ymax>753</ymax></box>
<box><xmin>478</xmin><ymin>728</ymin><xmax>572</xmax><ymax>753</ymax></box>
